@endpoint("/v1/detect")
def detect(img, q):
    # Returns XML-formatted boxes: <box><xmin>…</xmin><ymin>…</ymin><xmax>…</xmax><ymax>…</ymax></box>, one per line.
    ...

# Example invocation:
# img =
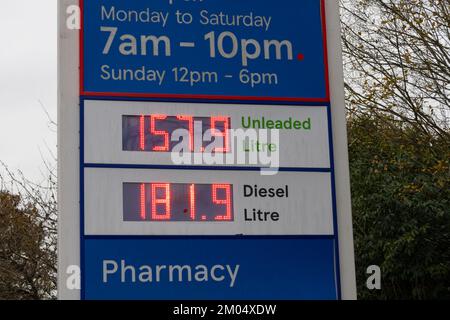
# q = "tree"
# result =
<box><xmin>0</xmin><ymin>166</ymin><xmax>57</xmax><ymax>300</ymax></box>
<box><xmin>348</xmin><ymin>115</ymin><xmax>450</xmax><ymax>299</ymax></box>
<box><xmin>341</xmin><ymin>0</ymin><xmax>450</xmax><ymax>299</ymax></box>
<box><xmin>341</xmin><ymin>0</ymin><xmax>449</xmax><ymax>140</ymax></box>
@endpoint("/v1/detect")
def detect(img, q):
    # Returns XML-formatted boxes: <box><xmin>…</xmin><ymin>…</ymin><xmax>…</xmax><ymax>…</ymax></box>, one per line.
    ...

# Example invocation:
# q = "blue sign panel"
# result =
<box><xmin>83</xmin><ymin>237</ymin><xmax>338</xmax><ymax>300</ymax></box>
<box><xmin>79</xmin><ymin>0</ymin><xmax>341</xmax><ymax>301</ymax></box>
<box><xmin>82</xmin><ymin>0</ymin><xmax>328</xmax><ymax>101</ymax></box>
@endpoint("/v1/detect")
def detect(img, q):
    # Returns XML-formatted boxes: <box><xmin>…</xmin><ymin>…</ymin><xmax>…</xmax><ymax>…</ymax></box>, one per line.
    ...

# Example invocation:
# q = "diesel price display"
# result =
<box><xmin>123</xmin><ymin>183</ymin><xmax>233</xmax><ymax>222</ymax></box>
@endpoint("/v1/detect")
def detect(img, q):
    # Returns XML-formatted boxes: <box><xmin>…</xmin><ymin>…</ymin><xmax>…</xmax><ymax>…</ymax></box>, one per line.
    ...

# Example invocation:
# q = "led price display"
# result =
<box><xmin>122</xmin><ymin>115</ymin><xmax>231</xmax><ymax>152</ymax></box>
<box><xmin>123</xmin><ymin>183</ymin><xmax>233</xmax><ymax>222</ymax></box>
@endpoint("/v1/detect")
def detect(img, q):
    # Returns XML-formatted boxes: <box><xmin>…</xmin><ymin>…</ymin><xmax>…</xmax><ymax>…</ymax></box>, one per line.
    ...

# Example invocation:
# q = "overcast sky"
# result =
<box><xmin>0</xmin><ymin>0</ymin><xmax>57</xmax><ymax>183</ymax></box>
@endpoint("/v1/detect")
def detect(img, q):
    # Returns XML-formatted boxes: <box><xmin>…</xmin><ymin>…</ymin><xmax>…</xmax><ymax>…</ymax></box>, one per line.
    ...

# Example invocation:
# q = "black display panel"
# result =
<box><xmin>122</xmin><ymin>115</ymin><xmax>231</xmax><ymax>152</ymax></box>
<box><xmin>123</xmin><ymin>182</ymin><xmax>234</xmax><ymax>222</ymax></box>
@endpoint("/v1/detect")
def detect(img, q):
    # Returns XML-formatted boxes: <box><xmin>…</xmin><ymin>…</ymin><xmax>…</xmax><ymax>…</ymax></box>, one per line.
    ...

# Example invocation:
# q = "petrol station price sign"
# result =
<box><xmin>58</xmin><ymin>0</ymin><xmax>356</xmax><ymax>300</ymax></box>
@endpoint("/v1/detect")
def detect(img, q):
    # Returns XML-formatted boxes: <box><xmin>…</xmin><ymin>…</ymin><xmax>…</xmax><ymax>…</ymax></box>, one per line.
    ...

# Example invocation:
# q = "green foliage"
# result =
<box><xmin>0</xmin><ymin>191</ymin><xmax>56</xmax><ymax>300</ymax></box>
<box><xmin>348</xmin><ymin>115</ymin><xmax>450</xmax><ymax>299</ymax></box>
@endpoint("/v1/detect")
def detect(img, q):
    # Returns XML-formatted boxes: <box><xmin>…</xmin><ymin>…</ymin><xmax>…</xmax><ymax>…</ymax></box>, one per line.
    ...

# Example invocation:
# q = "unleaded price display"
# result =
<box><xmin>122</xmin><ymin>115</ymin><xmax>230</xmax><ymax>152</ymax></box>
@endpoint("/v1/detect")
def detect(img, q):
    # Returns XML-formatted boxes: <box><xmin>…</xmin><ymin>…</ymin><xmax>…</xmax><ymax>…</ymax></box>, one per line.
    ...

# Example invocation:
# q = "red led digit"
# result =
<box><xmin>150</xmin><ymin>114</ymin><xmax>169</xmax><ymax>151</ymax></box>
<box><xmin>212</xmin><ymin>184</ymin><xmax>232</xmax><ymax>221</ymax></box>
<box><xmin>139</xmin><ymin>115</ymin><xmax>145</xmax><ymax>151</ymax></box>
<box><xmin>176</xmin><ymin>115</ymin><xmax>194</xmax><ymax>152</ymax></box>
<box><xmin>151</xmin><ymin>183</ymin><xmax>171</xmax><ymax>220</ymax></box>
<box><xmin>140</xmin><ymin>183</ymin><xmax>146</xmax><ymax>220</ymax></box>
<box><xmin>211</xmin><ymin>116</ymin><xmax>230</xmax><ymax>152</ymax></box>
<box><xmin>189</xmin><ymin>184</ymin><xmax>196</xmax><ymax>220</ymax></box>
